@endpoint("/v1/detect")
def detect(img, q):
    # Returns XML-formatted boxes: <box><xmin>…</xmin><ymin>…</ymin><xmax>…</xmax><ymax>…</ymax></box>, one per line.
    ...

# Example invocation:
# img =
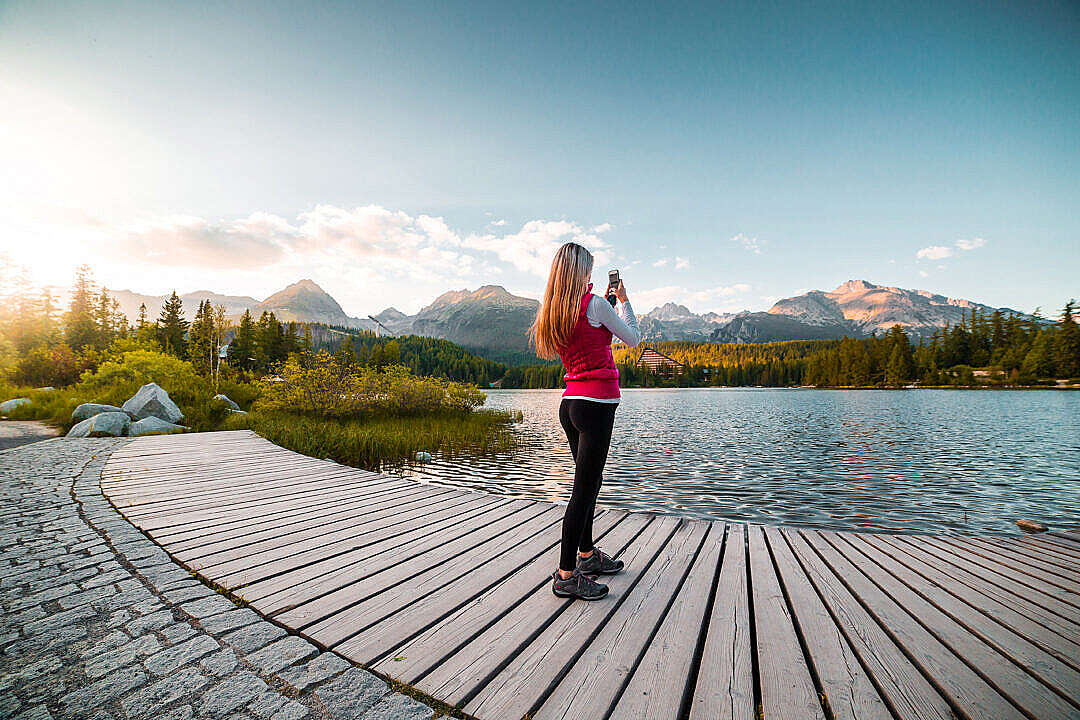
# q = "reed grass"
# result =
<box><xmin>222</xmin><ymin>408</ymin><xmax>519</xmax><ymax>471</ymax></box>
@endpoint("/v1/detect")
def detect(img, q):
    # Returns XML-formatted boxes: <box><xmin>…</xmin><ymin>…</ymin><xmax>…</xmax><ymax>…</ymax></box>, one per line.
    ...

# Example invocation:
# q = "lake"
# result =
<box><xmin>401</xmin><ymin>388</ymin><xmax>1080</xmax><ymax>535</ymax></box>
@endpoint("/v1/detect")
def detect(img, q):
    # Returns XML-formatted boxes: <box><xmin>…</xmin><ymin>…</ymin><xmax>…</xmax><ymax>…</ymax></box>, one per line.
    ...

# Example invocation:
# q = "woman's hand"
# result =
<box><xmin>614</xmin><ymin>280</ymin><xmax>628</xmax><ymax>303</ymax></box>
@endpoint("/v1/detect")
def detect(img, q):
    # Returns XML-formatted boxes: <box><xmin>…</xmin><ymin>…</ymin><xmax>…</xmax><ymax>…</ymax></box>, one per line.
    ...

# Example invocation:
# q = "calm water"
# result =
<box><xmin>402</xmin><ymin>388</ymin><xmax>1080</xmax><ymax>534</ymax></box>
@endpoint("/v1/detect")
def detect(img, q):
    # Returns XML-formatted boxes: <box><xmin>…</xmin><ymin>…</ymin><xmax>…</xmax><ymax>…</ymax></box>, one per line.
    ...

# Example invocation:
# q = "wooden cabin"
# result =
<box><xmin>637</xmin><ymin>346</ymin><xmax>685</xmax><ymax>376</ymax></box>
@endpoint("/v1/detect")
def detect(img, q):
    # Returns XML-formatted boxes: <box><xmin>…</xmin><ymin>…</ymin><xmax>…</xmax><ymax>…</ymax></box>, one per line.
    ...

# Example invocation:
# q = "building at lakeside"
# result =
<box><xmin>637</xmin><ymin>346</ymin><xmax>686</xmax><ymax>377</ymax></box>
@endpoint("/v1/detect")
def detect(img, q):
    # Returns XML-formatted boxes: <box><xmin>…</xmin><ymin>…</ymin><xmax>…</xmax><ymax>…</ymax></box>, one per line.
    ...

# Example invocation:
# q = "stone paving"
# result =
<box><xmin>0</xmin><ymin>422</ymin><xmax>58</xmax><ymax>451</ymax></box>
<box><xmin>0</xmin><ymin>437</ymin><xmax>440</xmax><ymax>720</ymax></box>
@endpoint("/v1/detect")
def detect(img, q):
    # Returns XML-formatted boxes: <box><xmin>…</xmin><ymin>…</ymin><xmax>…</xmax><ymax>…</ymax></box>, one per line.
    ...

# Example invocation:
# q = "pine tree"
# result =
<box><xmin>211</xmin><ymin>304</ymin><xmax>229</xmax><ymax>391</ymax></box>
<box><xmin>156</xmin><ymin>291</ymin><xmax>189</xmax><ymax>356</ymax></box>
<box><xmin>188</xmin><ymin>300</ymin><xmax>216</xmax><ymax>374</ymax></box>
<box><xmin>885</xmin><ymin>343</ymin><xmax>913</xmax><ymax>387</ymax></box>
<box><xmin>228</xmin><ymin>310</ymin><xmax>256</xmax><ymax>371</ymax></box>
<box><xmin>1056</xmin><ymin>300</ymin><xmax>1080</xmax><ymax>378</ymax></box>
<box><xmin>64</xmin><ymin>265</ymin><xmax>99</xmax><ymax>351</ymax></box>
<box><xmin>1021</xmin><ymin>330</ymin><xmax>1056</xmax><ymax>380</ymax></box>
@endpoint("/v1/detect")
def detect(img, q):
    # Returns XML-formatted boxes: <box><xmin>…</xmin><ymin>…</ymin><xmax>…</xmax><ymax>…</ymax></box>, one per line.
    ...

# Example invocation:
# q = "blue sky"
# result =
<box><xmin>1</xmin><ymin>0</ymin><xmax>1076</xmax><ymax>315</ymax></box>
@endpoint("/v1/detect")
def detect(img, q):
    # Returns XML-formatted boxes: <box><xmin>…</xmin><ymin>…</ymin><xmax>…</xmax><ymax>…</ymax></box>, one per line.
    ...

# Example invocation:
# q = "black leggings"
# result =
<box><xmin>558</xmin><ymin>398</ymin><xmax>618</xmax><ymax>571</ymax></box>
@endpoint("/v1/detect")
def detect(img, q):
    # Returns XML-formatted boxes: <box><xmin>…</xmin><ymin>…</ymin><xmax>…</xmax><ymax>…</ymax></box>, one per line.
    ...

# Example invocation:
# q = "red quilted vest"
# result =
<box><xmin>558</xmin><ymin>284</ymin><xmax>620</xmax><ymax>400</ymax></box>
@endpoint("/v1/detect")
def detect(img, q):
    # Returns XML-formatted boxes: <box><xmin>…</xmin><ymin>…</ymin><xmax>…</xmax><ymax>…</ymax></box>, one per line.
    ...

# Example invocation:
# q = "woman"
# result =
<box><xmin>530</xmin><ymin>242</ymin><xmax>641</xmax><ymax>600</ymax></box>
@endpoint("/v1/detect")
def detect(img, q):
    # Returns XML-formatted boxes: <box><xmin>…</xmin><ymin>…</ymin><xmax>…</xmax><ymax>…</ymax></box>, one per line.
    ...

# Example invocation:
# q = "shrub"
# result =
<box><xmin>9</xmin><ymin>344</ymin><xmax>88</xmax><ymax>387</ymax></box>
<box><xmin>255</xmin><ymin>352</ymin><xmax>486</xmax><ymax>418</ymax></box>
<box><xmin>0</xmin><ymin>350</ymin><xmax>258</xmax><ymax>432</ymax></box>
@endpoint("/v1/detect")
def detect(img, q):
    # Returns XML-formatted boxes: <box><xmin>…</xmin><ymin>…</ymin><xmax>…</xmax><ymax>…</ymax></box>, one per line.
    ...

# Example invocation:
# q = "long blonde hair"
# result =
<box><xmin>530</xmin><ymin>242</ymin><xmax>593</xmax><ymax>360</ymax></box>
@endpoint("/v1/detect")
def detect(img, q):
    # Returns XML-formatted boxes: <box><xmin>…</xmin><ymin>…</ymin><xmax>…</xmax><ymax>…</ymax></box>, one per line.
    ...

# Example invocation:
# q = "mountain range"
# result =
<box><xmin>105</xmin><ymin>278</ymin><xmax>1028</xmax><ymax>360</ymax></box>
<box><xmin>639</xmin><ymin>280</ymin><xmax>1027</xmax><ymax>343</ymax></box>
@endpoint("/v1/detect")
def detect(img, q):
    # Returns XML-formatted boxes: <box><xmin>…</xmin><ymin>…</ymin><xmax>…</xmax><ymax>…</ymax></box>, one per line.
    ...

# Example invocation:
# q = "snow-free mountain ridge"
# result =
<box><xmin>104</xmin><ymin>278</ymin><xmax>1028</xmax><ymax>357</ymax></box>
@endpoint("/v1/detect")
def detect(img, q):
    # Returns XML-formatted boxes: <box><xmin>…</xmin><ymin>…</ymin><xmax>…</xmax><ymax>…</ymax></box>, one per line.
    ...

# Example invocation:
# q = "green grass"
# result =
<box><xmin>222</xmin><ymin>408</ymin><xmax>519</xmax><ymax>471</ymax></box>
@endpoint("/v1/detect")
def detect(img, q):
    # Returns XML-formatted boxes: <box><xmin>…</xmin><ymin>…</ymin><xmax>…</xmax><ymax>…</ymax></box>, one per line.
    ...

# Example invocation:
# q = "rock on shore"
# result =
<box><xmin>123</xmin><ymin>382</ymin><xmax>184</xmax><ymax>424</ymax></box>
<box><xmin>67</xmin><ymin>411</ymin><xmax>132</xmax><ymax>438</ymax></box>
<box><xmin>129</xmin><ymin>416</ymin><xmax>187</xmax><ymax>436</ymax></box>
<box><xmin>214</xmin><ymin>394</ymin><xmax>241</xmax><ymax>411</ymax></box>
<box><xmin>72</xmin><ymin>402</ymin><xmax>127</xmax><ymax>423</ymax></box>
<box><xmin>0</xmin><ymin>398</ymin><xmax>30</xmax><ymax>414</ymax></box>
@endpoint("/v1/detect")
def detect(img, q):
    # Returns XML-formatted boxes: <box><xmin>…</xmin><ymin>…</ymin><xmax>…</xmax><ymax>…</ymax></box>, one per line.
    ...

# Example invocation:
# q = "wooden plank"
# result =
<box><xmin>273</xmin><ymin>499</ymin><xmax>548</xmax><ymax>629</ymax></box>
<box><xmin>613</xmin><ymin>522</ymin><xmax>726</xmax><ymax>720</ymax></box>
<box><xmin>464</xmin><ymin>518</ymin><xmax>700</xmax><ymax>720</ymax></box>
<box><xmin>308</xmin><ymin>505</ymin><xmax>565</xmax><ymax>648</ymax></box>
<box><xmin>375</xmin><ymin>510</ymin><xmax>647</xmax><ymax>685</ymax></box>
<box><xmin>689</xmin><ymin>524</ymin><xmax>754</xmax><ymax>720</ymax></box>
<box><xmin>763</xmin><ymin>527</ymin><xmax>890</xmax><ymax>720</ymax></box>
<box><xmin>1050</xmin><ymin>531</ymin><xmax>1080</xmax><ymax>546</ymax></box>
<box><xmin>171</xmin><ymin>485</ymin><xmax>455</xmax><ymax>561</ymax></box>
<box><xmin>898</xmin><ymin>537</ymin><xmax>1080</xmax><ymax>624</ymax></box>
<box><xmin>122</xmin><ymin>476</ymin><xmax>414</xmax><ymax>526</ymax></box>
<box><xmin>748</xmin><ymin>525</ymin><xmax>825</xmax><ymax>720</ymax></box>
<box><xmin>936</xmin><ymin>537</ymin><xmax>1080</xmax><ymax>597</ymax></box>
<box><xmin>418</xmin><ymin>515</ymin><xmax>677</xmax><ymax>708</ymax></box>
<box><xmin>801</xmin><ymin>531</ymin><xmax>1026</xmax><ymax>720</ymax></box>
<box><xmin>965</xmin><ymin>537</ymin><xmax>1080</xmax><ymax>584</ymax></box>
<box><xmin>134</xmin><ymin>474</ymin><xmax>402</xmax><ymax>532</ymax></box>
<box><xmin>114</xmin><ymin>466</ymin><xmax>397</xmax><ymax>516</ymax></box>
<box><xmin>867</xmin><ymin>533</ymin><xmax>1080</xmax><ymax>672</ymax></box>
<box><xmin>345</xmin><ymin>509</ymin><xmax>626</xmax><ymax>666</ymax></box>
<box><xmin>215</xmin><ymin>495</ymin><xmax>509</xmax><ymax>593</ymax></box>
<box><xmin>1022</xmin><ymin>535</ymin><xmax>1080</xmax><ymax>561</ymax></box>
<box><xmin>826</xmin><ymin>532</ymin><xmax>1080</xmax><ymax>718</ymax></box>
<box><xmin>159</xmin><ymin>483</ymin><xmax>440</xmax><ymax>547</ymax></box>
<box><xmin>921</xmin><ymin>537</ymin><xmax>1080</xmax><ymax>611</ymax></box>
<box><xmin>781</xmin><ymin>529</ymin><xmax>955</xmax><ymax>720</ymax></box>
<box><xmin>533</xmin><ymin>521</ymin><xmax>711</xmax><ymax>720</ymax></box>
<box><xmin>113</xmin><ymin>468</ymin><xmax>390</xmax><ymax>517</ymax></box>
<box><xmin>1038</xmin><ymin>534</ymin><xmax>1080</xmax><ymax>554</ymax></box>
<box><xmin>882</xmin><ymin>535</ymin><xmax>1080</xmax><ymax>644</ymax></box>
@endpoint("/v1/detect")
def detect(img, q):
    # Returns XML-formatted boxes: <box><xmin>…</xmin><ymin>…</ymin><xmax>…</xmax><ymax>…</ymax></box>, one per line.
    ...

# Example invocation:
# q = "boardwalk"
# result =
<box><xmin>101</xmin><ymin>431</ymin><xmax>1080</xmax><ymax>720</ymax></box>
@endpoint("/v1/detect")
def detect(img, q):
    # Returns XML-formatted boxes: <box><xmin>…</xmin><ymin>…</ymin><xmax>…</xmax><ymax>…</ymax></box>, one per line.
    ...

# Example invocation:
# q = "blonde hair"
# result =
<box><xmin>530</xmin><ymin>242</ymin><xmax>594</xmax><ymax>360</ymax></box>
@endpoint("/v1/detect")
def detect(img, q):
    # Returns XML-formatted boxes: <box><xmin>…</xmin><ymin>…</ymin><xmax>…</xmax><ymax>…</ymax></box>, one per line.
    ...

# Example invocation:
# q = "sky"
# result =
<box><xmin>1</xmin><ymin>0</ymin><xmax>1077</xmax><ymax>316</ymax></box>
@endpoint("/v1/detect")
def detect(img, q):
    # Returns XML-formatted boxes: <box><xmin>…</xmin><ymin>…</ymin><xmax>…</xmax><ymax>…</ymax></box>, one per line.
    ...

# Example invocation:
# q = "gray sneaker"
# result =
<box><xmin>577</xmin><ymin>547</ymin><xmax>624</xmax><ymax>576</ymax></box>
<box><xmin>552</xmin><ymin>568</ymin><xmax>609</xmax><ymax>600</ymax></box>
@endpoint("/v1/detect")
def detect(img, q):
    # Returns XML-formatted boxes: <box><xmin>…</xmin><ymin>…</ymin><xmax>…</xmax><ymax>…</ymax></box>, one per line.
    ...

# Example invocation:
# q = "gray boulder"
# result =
<box><xmin>122</xmin><ymin>383</ymin><xmax>183</xmax><ymax>423</ymax></box>
<box><xmin>129</xmin><ymin>417</ymin><xmax>186</xmax><ymax>437</ymax></box>
<box><xmin>213</xmin><ymin>394</ymin><xmax>241</xmax><ymax>411</ymax></box>
<box><xmin>0</xmin><ymin>398</ymin><xmax>30</xmax><ymax>413</ymax></box>
<box><xmin>72</xmin><ymin>403</ymin><xmax>126</xmax><ymax>423</ymax></box>
<box><xmin>67</xmin><ymin>411</ymin><xmax>131</xmax><ymax>438</ymax></box>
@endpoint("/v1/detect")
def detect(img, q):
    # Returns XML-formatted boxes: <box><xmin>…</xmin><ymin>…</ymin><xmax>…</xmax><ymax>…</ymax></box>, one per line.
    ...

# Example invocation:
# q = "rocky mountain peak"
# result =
<box><xmin>832</xmin><ymin>279</ymin><xmax>877</xmax><ymax>295</ymax></box>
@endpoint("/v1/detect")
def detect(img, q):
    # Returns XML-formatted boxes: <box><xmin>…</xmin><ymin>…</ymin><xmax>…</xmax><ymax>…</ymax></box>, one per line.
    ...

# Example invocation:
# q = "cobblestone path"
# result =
<box><xmin>0</xmin><ymin>422</ymin><xmax>58</xmax><ymax>451</ymax></box>
<box><xmin>0</xmin><ymin>438</ymin><xmax>439</xmax><ymax>720</ymax></box>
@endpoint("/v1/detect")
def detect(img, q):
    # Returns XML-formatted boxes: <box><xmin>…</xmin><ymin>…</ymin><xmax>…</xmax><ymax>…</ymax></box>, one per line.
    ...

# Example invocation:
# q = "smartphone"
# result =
<box><xmin>606</xmin><ymin>269</ymin><xmax>620</xmax><ymax>306</ymax></box>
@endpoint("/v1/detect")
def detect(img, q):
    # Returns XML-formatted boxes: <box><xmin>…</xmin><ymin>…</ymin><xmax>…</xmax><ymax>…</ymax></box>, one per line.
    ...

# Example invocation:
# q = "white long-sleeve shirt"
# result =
<box><xmin>563</xmin><ymin>295</ymin><xmax>641</xmax><ymax>404</ymax></box>
<box><xmin>585</xmin><ymin>295</ymin><xmax>642</xmax><ymax>347</ymax></box>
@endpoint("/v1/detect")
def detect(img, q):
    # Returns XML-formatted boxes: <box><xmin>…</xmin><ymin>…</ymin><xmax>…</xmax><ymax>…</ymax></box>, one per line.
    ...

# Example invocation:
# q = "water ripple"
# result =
<box><xmin>401</xmin><ymin>388</ymin><xmax>1080</xmax><ymax>535</ymax></box>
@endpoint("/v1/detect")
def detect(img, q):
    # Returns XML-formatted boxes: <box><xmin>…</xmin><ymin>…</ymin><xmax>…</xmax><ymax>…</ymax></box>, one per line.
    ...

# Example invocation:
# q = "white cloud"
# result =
<box><xmin>956</xmin><ymin>237</ymin><xmax>986</xmax><ymax>251</ymax></box>
<box><xmin>118</xmin><ymin>212</ymin><xmax>298</xmax><ymax>267</ymax></box>
<box><xmin>917</xmin><ymin>237</ymin><xmax>987</xmax><ymax>261</ymax></box>
<box><xmin>463</xmin><ymin>219</ymin><xmax>612</xmax><ymax>277</ymax></box>
<box><xmin>634</xmin><ymin>283</ymin><xmax>752</xmax><ymax>313</ymax></box>
<box><xmin>651</xmin><ymin>258</ymin><xmax>669</xmax><ymax>268</ymax></box>
<box><xmin>674</xmin><ymin>256</ymin><xmax>690</xmax><ymax>270</ymax></box>
<box><xmin>919</xmin><ymin>270</ymin><xmax>929</xmax><ymax>278</ymax></box>
<box><xmin>489</xmin><ymin>219</ymin><xmax>506</xmax><ymax>227</ymax></box>
<box><xmin>916</xmin><ymin>245</ymin><xmax>954</xmax><ymax>261</ymax></box>
<box><xmin>8</xmin><ymin>202</ymin><xmax>620</xmax><ymax>312</ymax></box>
<box><xmin>732</xmin><ymin>233</ymin><xmax>762</xmax><ymax>254</ymax></box>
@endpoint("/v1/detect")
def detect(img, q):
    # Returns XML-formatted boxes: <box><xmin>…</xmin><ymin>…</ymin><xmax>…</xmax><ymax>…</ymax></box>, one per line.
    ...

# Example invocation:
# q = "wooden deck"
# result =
<box><xmin>101</xmin><ymin>430</ymin><xmax>1080</xmax><ymax>720</ymax></box>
